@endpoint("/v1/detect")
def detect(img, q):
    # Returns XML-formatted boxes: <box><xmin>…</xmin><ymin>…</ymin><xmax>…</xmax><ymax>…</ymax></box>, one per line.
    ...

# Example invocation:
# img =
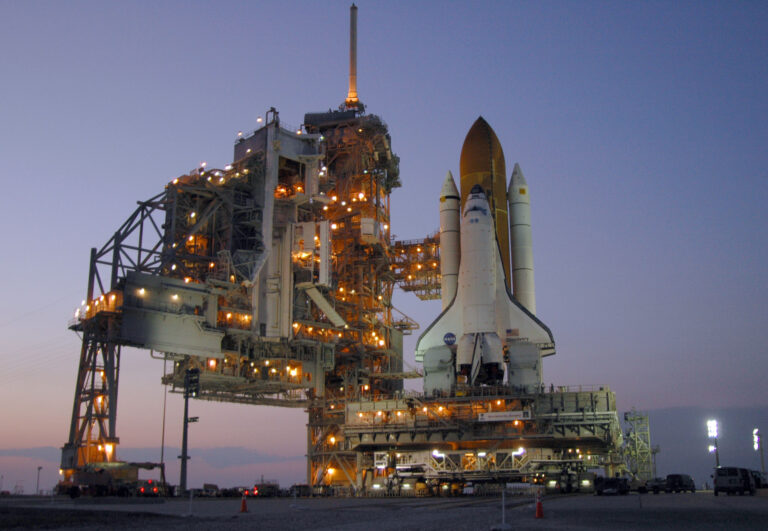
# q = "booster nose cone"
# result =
<box><xmin>440</xmin><ymin>171</ymin><xmax>460</xmax><ymax>199</ymax></box>
<box><xmin>510</xmin><ymin>162</ymin><xmax>527</xmax><ymax>188</ymax></box>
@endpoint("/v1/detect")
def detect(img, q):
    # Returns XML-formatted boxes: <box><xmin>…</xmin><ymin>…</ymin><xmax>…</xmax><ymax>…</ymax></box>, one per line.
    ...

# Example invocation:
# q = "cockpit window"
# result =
<box><xmin>464</xmin><ymin>205</ymin><xmax>487</xmax><ymax>216</ymax></box>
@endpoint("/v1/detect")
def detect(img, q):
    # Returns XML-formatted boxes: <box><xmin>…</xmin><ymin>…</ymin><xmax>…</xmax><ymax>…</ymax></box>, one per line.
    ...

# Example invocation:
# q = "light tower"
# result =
<box><xmin>754</xmin><ymin>428</ymin><xmax>765</xmax><ymax>476</ymax></box>
<box><xmin>707</xmin><ymin>419</ymin><xmax>720</xmax><ymax>467</ymax></box>
<box><xmin>179</xmin><ymin>368</ymin><xmax>200</xmax><ymax>493</ymax></box>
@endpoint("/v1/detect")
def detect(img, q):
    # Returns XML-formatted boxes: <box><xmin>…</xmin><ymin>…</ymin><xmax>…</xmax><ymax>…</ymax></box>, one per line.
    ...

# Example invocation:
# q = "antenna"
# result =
<box><xmin>345</xmin><ymin>3</ymin><xmax>360</xmax><ymax>109</ymax></box>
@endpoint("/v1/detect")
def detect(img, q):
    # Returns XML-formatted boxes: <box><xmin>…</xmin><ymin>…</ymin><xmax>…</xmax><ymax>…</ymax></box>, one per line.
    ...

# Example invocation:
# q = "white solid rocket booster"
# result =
<box><xmin>508</xmin><ymin>163</ymin><xmax>536</xmax><ymax>314</ymax></box>
<box><xmin>456</xmin><ymin>185</ymin><xmax>503</xmax><ymax>382</ymax></box>
<box><xmin>439</xmin><ymin>171</ymin><xmax>460</xmax><ymax>310</ymax></box>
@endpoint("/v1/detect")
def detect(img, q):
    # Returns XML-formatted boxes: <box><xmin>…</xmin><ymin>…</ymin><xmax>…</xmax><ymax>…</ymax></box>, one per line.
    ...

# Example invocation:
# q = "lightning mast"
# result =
<box><xmin>345</xmin><ymin>4</ymin><xmax>360</xmax><ymax>109</ymax></box>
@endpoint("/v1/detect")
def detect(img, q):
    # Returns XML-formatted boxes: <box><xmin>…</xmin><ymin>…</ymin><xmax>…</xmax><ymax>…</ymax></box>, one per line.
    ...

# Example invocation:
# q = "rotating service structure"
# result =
<box><xmin>60</xmin><ymin>104</ymin><xmax>412</xmax><ymax>487</ymax></box>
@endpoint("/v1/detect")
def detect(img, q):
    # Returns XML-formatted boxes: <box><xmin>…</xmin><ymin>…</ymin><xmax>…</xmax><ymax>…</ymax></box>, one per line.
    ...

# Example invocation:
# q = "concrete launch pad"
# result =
<box><xmin>3</xmin><ymin>493</ymin><xmax>768</xmax><ymax>531</ymax></box>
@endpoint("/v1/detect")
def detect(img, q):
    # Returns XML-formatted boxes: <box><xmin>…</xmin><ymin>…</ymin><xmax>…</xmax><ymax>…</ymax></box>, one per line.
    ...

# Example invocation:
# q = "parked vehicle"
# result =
<box><xmin>202</xmin><ymin>483</ymin><xmax>221</xmax><ymax>497</ymax></box>
<box><xmin>644</xmin><ymin>477</ymin><xmax>667</xmax><ymax>494</ymax></box>
<box><xmin>136</xmin><ymin>479</ymin><xmax>166</xmax><ymax>497</ymax></box>
<box><xmin>289</xmin><ymin>484</ymin><xmax>311</xmax><ymax>497</ymax></box>
<box><xmin>713</xmin><ymin>467</ymin><xmax>756</xmax><ymax>496</ymax></box>
<box><xmin>749</xmin><ymin>470</ymin><xmax>766</xmax><ymax>489</ymax></box>
<box><xmin>594</xmin><ymin>476</ymin><xmax>629</xmax><ymax>495</ymax></box>
<box><xmin>253</xmin><ymin>480</ymin><xmax>280</xmax><ymax>497</ymax></box>
<box><xmin>665</xmin><ymin>474</ymin><xmax>695</xmax><ymax>493</ymax></box>
<box><xmin>577</xmin><ymin>472</ymin><xmax>596</xmax><ymax>493</ymax></box>
<box><xmin>56</xmin><ymin>461</ymin><xmax>167</xmax><ymax>498</ymax></box>
<box><xmin>545</xmin><ymin>471</ymin><xmax>595</xmax><ymax>493</ymax></box>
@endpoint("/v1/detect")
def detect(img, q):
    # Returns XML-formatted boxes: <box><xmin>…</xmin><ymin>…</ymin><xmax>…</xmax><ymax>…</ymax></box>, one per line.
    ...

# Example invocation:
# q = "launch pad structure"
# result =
<box><xmin>59</xmin><ymin>5</ymin><xmax>626</xmax><ymax>495</ymax></box>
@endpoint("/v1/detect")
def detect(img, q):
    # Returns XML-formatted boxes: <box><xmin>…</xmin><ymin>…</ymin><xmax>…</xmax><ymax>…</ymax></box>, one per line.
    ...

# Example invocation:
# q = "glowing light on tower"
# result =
<box><xmin>755</xmin><ymin>428</ymin><xmax>765</xmax><ymax>476</ymax></box>
<box><xmin>707</xmin><ymin>419</ymin><xmax>720</xmax><ymax>467</ymax></box>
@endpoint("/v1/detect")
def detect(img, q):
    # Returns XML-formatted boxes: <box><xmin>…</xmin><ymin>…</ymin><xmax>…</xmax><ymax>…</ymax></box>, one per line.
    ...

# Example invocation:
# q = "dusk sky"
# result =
<box><xmin>1</xmin><ymin>1</ymin><xmax>766</xmax><ymax>492</ymax></box>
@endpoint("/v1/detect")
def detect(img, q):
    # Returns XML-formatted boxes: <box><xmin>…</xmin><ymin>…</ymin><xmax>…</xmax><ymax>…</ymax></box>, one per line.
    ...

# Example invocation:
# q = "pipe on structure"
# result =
<box><xmin>345</xmin><ymin>3</ymin><xmax>359</xmax><ymax>108</ymax></box>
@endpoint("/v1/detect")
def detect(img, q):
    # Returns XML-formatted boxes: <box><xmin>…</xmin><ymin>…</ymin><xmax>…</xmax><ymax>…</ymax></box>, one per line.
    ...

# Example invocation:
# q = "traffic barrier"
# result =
<box><xmin>535</xmin><ymin>487</ymin><xmax>544</xmax><ymax>518</ymax></box>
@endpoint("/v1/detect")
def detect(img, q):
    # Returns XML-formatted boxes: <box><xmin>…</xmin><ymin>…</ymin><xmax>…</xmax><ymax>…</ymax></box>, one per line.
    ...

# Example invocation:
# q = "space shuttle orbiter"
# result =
<box><xmin>416</xmin><ymin>118</ymin><xmax>554</xmax><ymax>393</ymax></box>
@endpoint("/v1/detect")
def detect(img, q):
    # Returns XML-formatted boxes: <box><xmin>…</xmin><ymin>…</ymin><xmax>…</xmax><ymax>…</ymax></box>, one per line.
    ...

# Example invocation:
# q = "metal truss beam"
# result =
<box><xmin>61</xmin><ymin>314</ymin><xmax>121</xmax><ymax>472</ymax></box>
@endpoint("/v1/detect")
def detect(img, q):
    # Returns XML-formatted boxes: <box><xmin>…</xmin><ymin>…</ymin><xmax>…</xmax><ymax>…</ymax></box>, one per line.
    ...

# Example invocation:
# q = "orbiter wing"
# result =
<box><xmin>415</xmin><ymin>238</ymin><xmax>554</xmax><ymax>362</ymax></box>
